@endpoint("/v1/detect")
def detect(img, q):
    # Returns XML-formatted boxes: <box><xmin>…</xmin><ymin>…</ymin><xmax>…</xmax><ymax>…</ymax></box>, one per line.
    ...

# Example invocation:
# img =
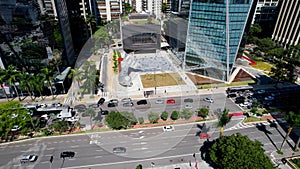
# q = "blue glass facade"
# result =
<box><xmin>185</xmin><ymin>0</ymin><xmax>253</xmax><ymax>81</ymax></box>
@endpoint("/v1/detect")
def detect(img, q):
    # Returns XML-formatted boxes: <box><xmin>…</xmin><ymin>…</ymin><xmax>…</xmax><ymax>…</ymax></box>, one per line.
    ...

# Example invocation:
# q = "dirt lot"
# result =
<box><xmin>140</xmin><ymin>73</ymin><xmax>186</xmax><ymax>88</ymax></box>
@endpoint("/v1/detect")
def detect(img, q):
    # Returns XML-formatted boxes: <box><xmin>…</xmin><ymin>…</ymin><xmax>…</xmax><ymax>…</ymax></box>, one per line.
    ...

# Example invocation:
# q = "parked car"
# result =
<box><xmin>97</xmin><ymin>98</ymin><xmax>105</xmax><ymax>105</ymax></box>
<box><xmin>137</xmin><ymin>100</ymin><xmax>147</xmax><ymax>105</ymax></box>
<box><xmin>227</xmin><ymin>93</ymin><xmax>237</xmax><ymax>98</ymax></box>
<box><xmin>155</xmin><ymin>99</ymin><xmax>164</xmax><ymax>104</ymax></box>
<box><xmin>108</xmin><ymin>102</ymin><xmax>117</xmax><ymax>107</ymax></box>
<box><xmin>101</xmin><ymin>110</ymin><xmax>109</xmax><ymax>115</ymax></box>
<box><xmin>60</xmin><ymin>151</ymin><xmax>75</xmax><ymax>158</ymax></box>
<box><xmin>109</xmin><ymin>99</ymin><xmax>119</xmax><ymax>104</ymax></box>
<box><xmin>121</xmin><ymin>98</ymin><xmax>132</xmax><ymax>102</ymax></box>
<box><xmin>257</xmin><ymin>90</ymin><xmax>265</xmax><ymax>94</ymax></box>
<box><xmin>203</xmin><ymin>97</ymin><xmax>214</xmax><ymax>103</ymax></box>
<box><xmin>184</xmin><ymin>98</ymin><xmax>193</xmax><ymax>103</ymax></box>
<box><xmin>264</xmin><ymin>96</ymin><xmax>274</xmax><ymax>101</ymax></box>
<box><xmin>123</xmin><ymin>102</ymin><xmax>134</xmax><ymax>107</ymax></box>
<box><xmin>200</xmin><ymin>133</ymin><xmax>210</xmax><ymax>139</ymax></box>
<box><xmin>184</xmin><ymin>105</ymin><xmax>193</xmax><ymax>109</ymax></box>
<box><xmin>113</xmin><ymin>147</ymin><xmax>126</xmax><ymax>153</ymax></box>
<box><xmin>20</xmin><ymin>155</ymin><xmax>38</xmax><ymax>163</ymax></box>
<box><xmin>166</xmin><ymin>99</ymin><xmax>175</xmax><ymax>104</ymax></box>
<box><xmin>163</xmin><ymin>125</ymin><xmax>174</xmax><ymax>132</ymax></box>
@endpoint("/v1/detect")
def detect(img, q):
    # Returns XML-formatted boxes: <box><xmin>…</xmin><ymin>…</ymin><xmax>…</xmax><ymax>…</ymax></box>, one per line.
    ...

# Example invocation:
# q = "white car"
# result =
<box><xmin>155</xmin><ymin>99</ymin><xmax>164</xmax><ymax>104</ymax></box>
<box><xmin>121</xmin><ymin>98</ymin><xmax>132</xmax><ymax>102</ymax></box>
<box><xmin>203</xmin><ymin>97</ymin><xmax>214</xmax><ymax>103</ymax></box>
<box><xmin>264</xmin><ymin>96</ymin><xmax>274</xmax><ymax>101</ymax></box>
<box><xmin>163</xmin><ymin>125</ymin><xmax>174</xmax><ymax>132</ymax></box>
<box><xmin>20</xmin><ymin>155</ymin><xmax>38</xmax><ymax>163</ymax></box>
<box><xmin>184</xmin><ymin>105</ymin><xmax>193</xmax><ymax>109</ymax></box>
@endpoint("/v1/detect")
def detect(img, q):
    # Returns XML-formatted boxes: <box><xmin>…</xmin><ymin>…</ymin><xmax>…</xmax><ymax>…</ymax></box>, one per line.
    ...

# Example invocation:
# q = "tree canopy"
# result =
<box><xmin>105</xmin><ymin>111</ymin><xmax>130</xmax><ymax>130</ymax></box>
<box><xmin>209</xmin><ymin>133</ymin><xmax>274</xmax><ymax>169</ymax></box>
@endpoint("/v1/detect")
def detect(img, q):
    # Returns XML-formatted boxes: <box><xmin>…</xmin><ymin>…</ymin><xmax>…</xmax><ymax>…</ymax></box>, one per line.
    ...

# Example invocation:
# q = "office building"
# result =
<box><xmin>272</xmin><ymin>0</ymin><xmax>300</xmax><ymax>47</ymax></box>
<box><xmin>184</xmin><ymin>0</ymin><xmax>254</xmax><ymax>82</ymax></box>
<box><xmin>94</xmin><ymin>0</ymin><xmax>123</xmax><ymax>22</ymax></box>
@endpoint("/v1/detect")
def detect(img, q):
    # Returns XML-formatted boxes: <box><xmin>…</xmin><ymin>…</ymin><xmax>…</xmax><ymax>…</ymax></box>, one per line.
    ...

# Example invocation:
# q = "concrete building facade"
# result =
<box><xmin>272</xmin><ymin>0</ymin><xmax>300</xmax><ymax>47</ymax></box>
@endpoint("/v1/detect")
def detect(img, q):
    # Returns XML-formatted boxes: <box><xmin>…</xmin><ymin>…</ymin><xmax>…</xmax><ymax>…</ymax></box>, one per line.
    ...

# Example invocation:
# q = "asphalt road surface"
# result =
<box><xmin>0</xmin><ymin>117</ymin><xmax>293</xmax><ymax>169</ymax></box>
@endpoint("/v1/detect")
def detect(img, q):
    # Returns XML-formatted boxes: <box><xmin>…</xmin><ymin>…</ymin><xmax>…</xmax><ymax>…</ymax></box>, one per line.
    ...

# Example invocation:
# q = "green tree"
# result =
<box><xmin>93</xmin><ymin>26</ymin><xmax>110</xmax><ymax>49</ymax></box>
<box><xmin>105</xmin><ymin>111</ymin><xmax>130</xmax><ymax>130</ymax></box>
<box><xmin>0</xmin><ymin>68</ymin><xmax>9</xmax><ymax>100</ymax></box>
<box><xmin>256</xmin><ymin>38</ymin><xmax>275</xmax><ymax>53</ymax></box>
<box><xmin>216</xmin><ymin>109</ymin><xmax>231</xmax><ymax>137</ymax></box>
<box><xmin>170</xmin><ymin>110</ymin><xmax>180</xmax><ymax>120</ymax></box>
<box><xmin>209</xmin><ymin>133</ymin><xmax>274</xmax><ymax>169</ymax></box>
<box><xmin>85</xmin><ymin>14</ymin><xmax>96</xmax><ymax>39</ymax></box>
<box><xmin>161</xmin><ymin>3</ymin><xmax>167</xmax><ymax>13</ymax></box>
<box><xmin>124</xmin><ymin>3</ymin><xmax>132</xmax><ymax>13</ymax></box>
<box><xmin>51</xmin><ymin>120</ymin><xmax>69</xmax><ymax>134</ymax></box>
<box><xmin>160</xmin><ymin>111</ymin><xmax>168</xmax><ymax>121</ymax></box>
<box><xmin>41</xmin><ymin>67</ymin><xmax>55</xmax><ymax>98</ymax></box>
<box><xmin>181</xmin><ymin>109</ymin><xmax>193</xmax><ymax>120</ymax></box>
<box><xmin>6</xmin><ymin>66</ymin><xmax>22</xmax><ymax>100</ymax></box>
<box><xmin>68</xmin><ymin>68</ymin><xmax>83</xmax><ymax>89</ymax></box>
<box><xmin>279</xmin><ymin>111</ymin><xmax>300</xmax><ymax>151</ymax></box>
<box><xmin>120</xmin><ymin>112</ymin><xmax>137</xmax><ymax>125</ymax></box>
<box><xmin>85</xmin><ymin>107</ymin><xmax>96</xmax><ymax>130</ymax></box>
<box><xmin>148</xmin><ymin>112</ymin><xmax>160</xmax><ymax>124</ymax></box>
<box><xmin>18</xmin><ymin>72</ymin><xmax>35</xmax><ymax>100</ymax></box>
<box><xmin>138</xmin><ymin>117</ymin><xmax>144</xmax><ymax>124</ymax></box>
<box><xmin>33</xmin><ymin>73</ymin><xmax>46</xmax><ymax>100</ymax></box>
<box><xmin>136</xmin><ymin>164</ymin><xmax>142</xmax><ymax>169</ymax></box>
<box><xmin>0</xmin><ymin>101</ymin><xmax>31</xmax><ymax>141</ymax></box>
<box><xmin>197</xmin><ymin>108</ymin><xmax>209</xmax><ymax>118</ymax></box>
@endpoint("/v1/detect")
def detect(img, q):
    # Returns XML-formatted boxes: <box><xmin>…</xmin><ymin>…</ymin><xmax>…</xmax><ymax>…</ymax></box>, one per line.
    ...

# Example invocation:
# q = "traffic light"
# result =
<box><xmin>50</xmin><ymin>156</ymin><xmax>53</xmax><ymax>163</ymax></box>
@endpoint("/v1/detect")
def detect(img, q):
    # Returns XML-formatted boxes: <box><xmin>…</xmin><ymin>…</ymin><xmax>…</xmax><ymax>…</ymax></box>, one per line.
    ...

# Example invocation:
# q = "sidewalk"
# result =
<box><xmin>145</xmin><ymin>161</ymin><xmax>213</xmax><ymax>169</ymax></box>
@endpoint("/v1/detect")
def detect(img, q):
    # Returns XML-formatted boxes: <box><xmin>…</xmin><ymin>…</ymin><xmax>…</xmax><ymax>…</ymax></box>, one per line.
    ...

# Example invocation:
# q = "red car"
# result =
<box><xmin>166</xmin><ymin>99</ymin><xmax>175</xmax><ymax>104</ymax></box>
<box><xmin>200</xmin><ymin>133</ymin><xmax>210</xmax><ymax>139</ymax></box>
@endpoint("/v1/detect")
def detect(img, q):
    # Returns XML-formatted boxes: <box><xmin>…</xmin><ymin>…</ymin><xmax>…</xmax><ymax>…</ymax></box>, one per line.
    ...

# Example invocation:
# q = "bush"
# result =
<box><xmin>120</xmin><ymin>112</ymin><xmax>137</xmax><ymax>125</ymax></box>
<box><xmin>148</xmin><ymin>112</ymin><xmax>160</xmax><ymax>124</ymax></box>
<box><xmin>171</xmin><ymin>110</ymin><xmax>180</xmax><ymax>120</ymax></box>
<box><xmin>181</xmin><ymin>109</ymin><xmax>193</xmax><ymax>120</ymax></box>
<box><xmin>197</xmin><ymin>108</ymin><xmax>209</xmax><ymax>118</ymax></box>
<box><xmin>160</xmin><ymin>111</ymin><xmax>168</xmax><ymax>121</ymax></box>
<box><xmin>138</xmin><ymin>117</ymin><xmax>144</xmax><ymax>124</ymax></box>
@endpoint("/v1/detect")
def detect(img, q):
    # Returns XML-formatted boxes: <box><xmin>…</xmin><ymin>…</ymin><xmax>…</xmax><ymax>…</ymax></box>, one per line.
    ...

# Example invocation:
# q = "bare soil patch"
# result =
<box><xmin>141</xmin><ymin>73</ymin><xmax>186</xmax><ymax>88</ymax></box>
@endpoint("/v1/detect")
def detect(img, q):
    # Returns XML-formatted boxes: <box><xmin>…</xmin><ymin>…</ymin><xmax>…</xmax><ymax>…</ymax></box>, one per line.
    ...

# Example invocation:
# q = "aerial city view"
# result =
<box><xmin>0</xmin><ymin>0</ymin><xmax>300</xmax><ymax>168</ymax></box>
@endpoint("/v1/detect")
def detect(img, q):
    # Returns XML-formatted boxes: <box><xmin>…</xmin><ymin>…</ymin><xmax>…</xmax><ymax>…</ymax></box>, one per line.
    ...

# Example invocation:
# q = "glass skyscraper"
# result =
<box><xmin>184</xmin><ymin>0</ymin><xmax>253</xmax><ymax>81</ymax></box>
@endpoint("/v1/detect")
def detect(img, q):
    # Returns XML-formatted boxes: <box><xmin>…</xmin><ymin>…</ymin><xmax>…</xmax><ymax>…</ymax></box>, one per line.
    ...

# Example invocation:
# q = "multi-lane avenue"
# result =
<box><xmin>0</xmin><ymin>116</ymin><xmax>294</xmax><ymax>169</ymax></box>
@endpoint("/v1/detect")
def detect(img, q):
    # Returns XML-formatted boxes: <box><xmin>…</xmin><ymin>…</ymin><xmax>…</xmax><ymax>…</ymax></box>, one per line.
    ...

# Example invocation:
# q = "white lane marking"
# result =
<box><xmin>41</xmin><ymin>161</ymin><xmax>49</xmax><ymax>164</ymax></box>
<box><xmin>46</xmin><ymin>148</ymin><xmax>54</xmax><ymax>150</ymax></box>
<box><xmin>44</xmin><ymin>154</ymin><xmax>53</xmax><ymax>156</ymax></box>
<box><xmin>71</xmin><ymin>145</ymin><xmax>79</xmax><ymax>148</ymax></box>
<box><xmin>94</xmin><ymin>156</ymin><xmax>102</xmax><ymax>158</ymax></box>
<box><xmin>133</xmin><ymin>147</ymin><xmax>148</xmax><ymax>151</ymax></box>
<box><xmin>132</xmin><ymin>142</ymin><xmax>147</xmax><ymax>145</ymax></box>
<box><xmin>63</xmin><ymin>153</ymin><xmax>197</xmax><ymax>169</ymax></box>
<box><xmin>69</xmin><ymin>158</ymin><xmax>76</xmax><ymax>161</ymax></box>
<box><xmin>96</xmin><ymin>149</ymin><xmax>103</xmax><ymax>152</ymax></box>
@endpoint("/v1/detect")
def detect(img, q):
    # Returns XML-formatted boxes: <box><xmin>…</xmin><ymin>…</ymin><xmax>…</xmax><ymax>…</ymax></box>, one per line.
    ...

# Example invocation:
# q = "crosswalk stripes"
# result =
<box><xmin>225</xmin><ymin>120</ymin><xmax>276</xmax><ymax>131</ymax></box>
<box><xmin>64</xmin><ymin>97</ymin><xmax>75</xmax><ymax>104</ymax></box>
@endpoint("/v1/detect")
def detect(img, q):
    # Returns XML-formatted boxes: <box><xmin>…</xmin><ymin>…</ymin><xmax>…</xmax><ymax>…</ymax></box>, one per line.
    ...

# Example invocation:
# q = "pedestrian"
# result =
<box><xmin>138</xmin><ymin>88</ymin><xmax>140</xmax><ymax>91</ymax></box>
<box><xmin>164</xmin><ymin>90</ymin><xmax>166</xmax><ymax>93</ymax></box>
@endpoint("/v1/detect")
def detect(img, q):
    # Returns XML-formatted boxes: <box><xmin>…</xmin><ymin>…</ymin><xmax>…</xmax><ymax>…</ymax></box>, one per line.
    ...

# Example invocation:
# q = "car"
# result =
<box><xmin>184</xmin><ymin>105</ymin><xmax>193</xmax><ymax>109</ymax></box>
<box><xmin>121</xmin><ymin>98</ymin><xmax>132</xmax><ymax>102</ymax></box>
<box><xmin>166</xmin><ymin>99</ymin><xmax>175</xmax><ymax>104</ymax></box>
<box><xmin>137</xmin><ymin>100</ymin><xmax>147</xmax><ymax>105</ymax></box>
<box><xmin>239</xmin><ymin>103</ymin><xmax>248</xmax><ymax>107</ymax></box>
<box><xmin>20</xmin><ymin>155</ymin><xmax>38</xmax><ymax>163</ymax></box>
<box><xmin>101</xmin><ymin>110</ymin><xmax>109</xmax><ymax>115</ymax></box>
<box><xmin>203</xmin><ymin>97</ymin><xmax>214</xmax><ymax>103</ymax></box>
<box><xmin>155</xmin><ymin>99</ymin><xmax>164</xmax><ymax>104</ymax></box>
<box><xmin>11</xmin><ymin>125</ymin><xmax>21</xmax><ymax>132</ymax></box>
<box><xmin>264</xmin><ymin>96</ymin><xmax>275</xmax><ymax>101</ymax></box>
<box><xmin>60</xmin><ymin>151</ymin><xmax>75</xmax><ymax>158</ymax></box>
<box><xmin>163</xmin><ymin>125</ymin><xmax>174</xmax><ymax>132</ymax></box>
<box><xmin>227</xmin><ymin>93</ymin><xmax>237</xmax><ymax>98</ymax></box>
<box><xmin>257</xmin><ymin>89</ymin><xmax>265</xmax><ymax>94</ymax></box>
<box><xmin>123</xmin><ymin>102</ymin><xmax>134</xmax><ymax>107</ymax></box>
<box><xmin>200</xmin><ymin>133</ymin><xmax>210</xmax><ymax>139</ymax></box>
<box><xmin>108</xmin><ymin>102</ymin><xmax>117</xmax><ymax>107</ymax></box>
<box><xmin>97</xmin><ymin>98</ymin><xmax>105</xmax><ymax>105</ymax></box>
<box><xmin>109</xmin><ymin>99</ymin><xmax>119</xmax><ymax>104</ymax></box>
<box><xmin>112</xmin><ymin>147</ymin><xmax>126</xmax><ymax>153</ymax></box>
<box><xmin>184</xmin><ymin>98</ymin><xmax>193</xmax><ymax>103</ymax></box>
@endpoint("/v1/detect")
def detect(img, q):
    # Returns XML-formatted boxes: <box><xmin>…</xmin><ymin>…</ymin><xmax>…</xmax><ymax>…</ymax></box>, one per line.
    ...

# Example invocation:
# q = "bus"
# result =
<box><xmin>226</xmin><ymin>86</ymin><xmax>253</xmax><ymax>94</ymax></box>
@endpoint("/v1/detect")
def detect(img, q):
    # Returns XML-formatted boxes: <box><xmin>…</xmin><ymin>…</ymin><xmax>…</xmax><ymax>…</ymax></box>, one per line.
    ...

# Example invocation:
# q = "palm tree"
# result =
<box><xmin>85</xmin><ymin>107</ymin><xmax>96</xmax><ymax>130</ymax></box>
<box><xmin>68</xmin><ymin>68</ymin><xmax>83</xmax><ymax>88</ymax></box>
<box><xmin>279</xmin><ymin>111</ymin><xmax>300</xmax><ymax>151</ymax></box>
<box><xmin>41</xmin><ymin>67</ymin><xmax>55</xmax><ymax>99</ymax></box>
<box><xmin>217</xmin><ymin>109</ymin><xmax>231</xmax><ymax>137</ymax></box>
<box><xmin>34</xmin><ymin>73</ymin><xmax>45</xmax><ymax>100</ymax></box>
<box><xmin>6</xmin><ymin>66</ymin><xmax>22</xmax><ymax>101</ymax></box>
<box><xmin>86</xmin><ymin>14</ymin><xmax>96</xmax><ymax>39</ymax></box>
<box><xmin>0</xmin><ymin>68</ymin><xmax>9</xmax><ymax>100</ymax></box>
